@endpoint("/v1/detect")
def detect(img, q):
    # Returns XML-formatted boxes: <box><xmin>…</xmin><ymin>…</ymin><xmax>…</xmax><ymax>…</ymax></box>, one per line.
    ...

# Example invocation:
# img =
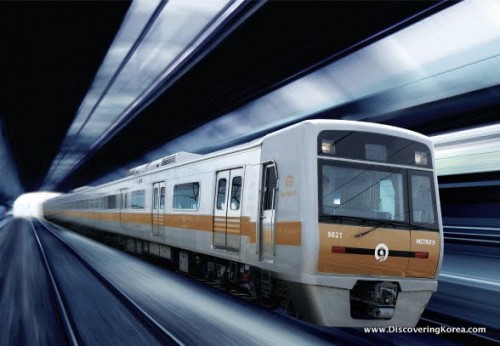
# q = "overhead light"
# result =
<box><xmin>41</xmin><ymin>0</ymin><xmax>255</xmax><ymax>190</ymax></box>
<box><xmin>90</xmin><ymin>0</ymin><xmax>500</xmax><ymax>185</ymax></box>
<box><xmin>120</xmin><ymin>0</ymin><xmax>500</xmax><ymax>174</ymax></box>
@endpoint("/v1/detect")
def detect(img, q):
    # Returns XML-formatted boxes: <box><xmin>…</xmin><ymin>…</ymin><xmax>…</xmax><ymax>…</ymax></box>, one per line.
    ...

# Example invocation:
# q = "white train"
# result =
<box><xmin>44</xmin><ymin>120</ymin><xmax>443</xmax><ymax>327</ymax></box>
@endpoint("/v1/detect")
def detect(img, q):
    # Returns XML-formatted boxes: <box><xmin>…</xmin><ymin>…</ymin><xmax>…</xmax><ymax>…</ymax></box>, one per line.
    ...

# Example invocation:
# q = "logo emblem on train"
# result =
<box><xmin>375</xmin><ymin>243</ymin><xmax>389</xmax><ymax>262</ymax></box>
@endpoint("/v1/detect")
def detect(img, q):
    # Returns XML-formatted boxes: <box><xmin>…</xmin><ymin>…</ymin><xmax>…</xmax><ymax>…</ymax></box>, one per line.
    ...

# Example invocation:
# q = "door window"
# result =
<box><xmin>263</xmin><ymin>166</ymin><xmax>277</xmax><ymax>211</ymax></box>
<box><xmin>230</xmin><ymin>176</ymin><xmax>242</xmax><ymax>210</ymax></box>
<box><xmin>153</xmin><ymin>187</ymin><xmax>159</xmax><ymax>209</ymax></box>
<box><xmin>160</xmin><ymin>187</ymin><xmax>165</xmax><ymax>210</ymax></box>
<box><xmin>216</xmin><ymin>179</ymin><xmax>227</xmax><ymax>210</ymax></box>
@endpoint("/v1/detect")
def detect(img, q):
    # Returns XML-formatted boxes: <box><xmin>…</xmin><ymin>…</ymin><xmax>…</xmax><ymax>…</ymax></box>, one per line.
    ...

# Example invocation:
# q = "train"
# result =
<box><xmin>43</xmin><ymin>119</ymin><xmax>443</xmax><ymax>327</ymax></box>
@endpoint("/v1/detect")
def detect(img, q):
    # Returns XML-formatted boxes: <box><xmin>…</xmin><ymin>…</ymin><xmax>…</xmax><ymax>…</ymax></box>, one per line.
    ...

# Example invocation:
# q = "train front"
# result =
<box><xmin>296</xmin><ymin>123</ymin><xmax>443</xmax><ymax>327</ymax></box>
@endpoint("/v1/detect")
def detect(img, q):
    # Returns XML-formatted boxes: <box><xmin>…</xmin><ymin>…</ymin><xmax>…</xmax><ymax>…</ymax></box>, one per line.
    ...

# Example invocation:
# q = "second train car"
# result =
<box><xmin>44</xmin><ymin>119</ymin><xmax>443</xmax><ymax>327</ymax></box>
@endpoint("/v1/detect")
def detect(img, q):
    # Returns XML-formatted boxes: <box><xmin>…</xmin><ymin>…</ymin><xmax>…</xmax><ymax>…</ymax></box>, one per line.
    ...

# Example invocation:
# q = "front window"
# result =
<box><xmin>320</xmin><ymin>160</ymin><xmax>407</xmax><ymax>223</ymax></box>
<box><xmin>319</xmin><ymin>160</ymin><xmax>439</xmax><ymax>231</ymax></box>
<box><xmin>410</xmin><ymin>172</ymin><xmax>438</xmax><ymax>228</ymax></box>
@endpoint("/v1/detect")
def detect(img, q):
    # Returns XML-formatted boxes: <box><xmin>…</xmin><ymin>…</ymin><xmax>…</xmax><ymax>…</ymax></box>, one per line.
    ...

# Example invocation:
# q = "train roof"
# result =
<box><xmin>58</xmin><ymin>120</ymin><xmax>432</xmax><ymax>195</ymax></box>
<box><xmin>265</xmin><ymin>119</ymin><xmax>433</xmax><ymax>146</ymax></box>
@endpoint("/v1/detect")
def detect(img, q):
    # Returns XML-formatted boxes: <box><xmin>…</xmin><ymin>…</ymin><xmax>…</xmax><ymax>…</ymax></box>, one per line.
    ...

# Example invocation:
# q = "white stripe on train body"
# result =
<box><xmin>44</xmin><ymin>120</ymin><xmax>443</xmax><ymax>327</ymax></box>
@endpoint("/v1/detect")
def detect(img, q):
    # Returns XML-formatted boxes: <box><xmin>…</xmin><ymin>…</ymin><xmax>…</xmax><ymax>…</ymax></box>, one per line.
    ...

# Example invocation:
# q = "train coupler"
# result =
<box><xmin>350</xmin><ymin>281</ymin><xmax>399</xmax><ymax>320</ymax></box>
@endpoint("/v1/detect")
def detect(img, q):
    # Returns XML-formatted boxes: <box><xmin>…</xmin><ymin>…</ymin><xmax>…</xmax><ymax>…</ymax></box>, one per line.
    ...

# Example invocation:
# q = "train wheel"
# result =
<box><xmin>259</xmin><ymin>295</ymin><xmax>281</xmax><ymax>310</ymax></box>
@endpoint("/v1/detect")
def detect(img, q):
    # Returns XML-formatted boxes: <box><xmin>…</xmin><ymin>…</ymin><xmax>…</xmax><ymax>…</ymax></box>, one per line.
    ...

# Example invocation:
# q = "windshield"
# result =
<box><xmin>319</xmin><ymin>160</ymin><xmax>438</xmax><ymax>230</ymax></box>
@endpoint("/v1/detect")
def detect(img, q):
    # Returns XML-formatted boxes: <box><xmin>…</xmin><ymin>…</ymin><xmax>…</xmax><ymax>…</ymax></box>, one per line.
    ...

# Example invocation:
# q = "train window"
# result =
<box><xmin>107</xmin><ymin>195</ymin><xmax>117</xmax><ymax>209</ymax></box>
<box><xmin>131</xmin><ymin>190</ymin><xmax>146</xmax><ymax>209</ymax></box>
<box><xmin>160</xmin><ymin>187</ymin><xmax>165</xmax><ymax>210</ymax></box>
<box><xmin>173</xmin><ymin>182</ymin><xmax>200</xmax><ymax>210</ymax></box>
<box><xmin>216</xmin><ymin>179</ymin><xmax>227</xmax><ymax>210</ymax></box>
<box><xmin>410</xmin><ymin>172</ymin><xmax>438</xmax><ymax>229</ymax></box>
<box><xmin>230</xmin><ymin>176</ymin><xmax>242</xmax><ymax>210</ymax></box>
<box><xmin>153</xmin><ymin>187</ymin><xmax>159</xmax><ymax>209</ymax></box>
<box><xmin>318</xmin><ymin>130</ymin><xmax>432</xmax><ymax>168</ymax></box>
<box><xmin>379</xmin><ymin>180</ymin><xmax>396</xmax><ymax>219</ymax></box>
<box><xmin>319</xmin><ymin>160</ymin><xmax>407</xmax><ymax>223</ymax></box>
<box><xmin>263</xmin><ymin>166</ymin><xmax>277</xmax><ymax>211</ymax></box>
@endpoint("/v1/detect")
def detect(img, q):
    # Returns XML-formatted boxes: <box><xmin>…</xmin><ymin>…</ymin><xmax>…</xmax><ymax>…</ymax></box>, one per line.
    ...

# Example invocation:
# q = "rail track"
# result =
<box><xmin>31</xmin><ymin>219</ymin><xmax>184</xmax><ymax>346</ymax></box>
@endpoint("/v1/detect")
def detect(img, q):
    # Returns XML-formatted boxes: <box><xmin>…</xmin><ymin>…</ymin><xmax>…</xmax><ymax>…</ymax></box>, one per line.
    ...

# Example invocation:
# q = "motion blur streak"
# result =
<box><xmin>427</xmin><ymin>240</ymin><xmax>500</xmax><ymax>334</ymax></box>
<box><xmin>433</xmin><ymin>124</ymin><xmax>500</xmax><ymax>176</ymax></box>
<box><xmin>42</xmin><ymin>0</ymin><xmax>254</xmax><ymax>190</ymax></box>
<box><xmin>0</xmin><ymin>119</ymin><xmax>23</xmax><ymax>203</ymax></box>
<box><xmin>0</xmin><ymin>219</ymin><xmax>67</xmax><ymax>345</ymax></box>
<box><xmin>39</xmin><ymin>221</ymin><xmax>332</xmax><ymax>345</ymax></box>
<box><xmin>91</xmin><ymin>0</ymin><xmax>500</xmax><ymax>186</ymax></box>
<box><xmin>440</xmin><ymin>273</ymin><xmax>500</xmax><ymax>290</ymax></box>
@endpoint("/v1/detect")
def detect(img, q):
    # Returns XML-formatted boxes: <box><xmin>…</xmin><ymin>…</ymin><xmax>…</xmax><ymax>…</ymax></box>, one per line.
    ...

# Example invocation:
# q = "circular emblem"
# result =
<box><xmin>374</xmin><ymin>243</ymin><xmax>389</xmax><ymax>262</ymax></box>
<box><xmin>285</xmin><ymin>175</ymin><xmax>294</xmax><ymax>188</ymax></box>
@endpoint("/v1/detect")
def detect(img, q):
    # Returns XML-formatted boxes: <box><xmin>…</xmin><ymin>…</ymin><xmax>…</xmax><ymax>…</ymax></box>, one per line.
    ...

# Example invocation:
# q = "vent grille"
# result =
<box><xmin>126</xmin><ymin>152</ymin><xmax>200</xmax><ymax>176</ymax></box>
<box><xmin>161</xmin><ymin>155</ymin><xmax>176</xmax><ymax>166</ymax></box>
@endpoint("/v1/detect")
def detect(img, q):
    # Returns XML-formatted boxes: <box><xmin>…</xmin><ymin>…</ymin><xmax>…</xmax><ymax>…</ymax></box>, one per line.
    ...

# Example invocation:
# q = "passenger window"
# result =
<box><xmin>230</xmin><ymin>176</ymin><xmax>242</xmax><ymax>210</ymax></box>
<box><xmin>216</xmin><ymin>179</ymin><xmax>227</xmax><ymax>210</ymax></box>
<box><xmin>107</xmin><ymin>195</ymin><xmax>116</xmax><ymax>209</ymax></box>
<box><xmin>173</xmin><ymin>182</ymin><xmax>200</xmax><ymax>210</ymax></box>
<box><xmin>131</xmin><ymin>190</ymin><xmax>145</xmax><ymax>209</ymax></box>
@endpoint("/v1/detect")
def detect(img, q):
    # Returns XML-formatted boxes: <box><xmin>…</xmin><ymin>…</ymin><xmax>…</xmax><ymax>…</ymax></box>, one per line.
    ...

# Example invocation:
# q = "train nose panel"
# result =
<box><xmin>317</xmin><ymin>224</ymin><xmax>439</xmax><ymax>278</ymax></box>
<box><xmin>407</xmin><ymin>230</ymin><xmax>441</xmax><ymax>278</ymax></box>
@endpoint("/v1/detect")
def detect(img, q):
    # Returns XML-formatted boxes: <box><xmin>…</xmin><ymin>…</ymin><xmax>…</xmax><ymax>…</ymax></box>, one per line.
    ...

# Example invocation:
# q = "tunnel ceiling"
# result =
<box><xmin>0</xmin><ymin>1</ymin><xmax>131</xmax><ymax>196</ymax></box>
<box><xmin>0</xmin><ymin>0</ymin><xmax>483</xmax><ymax>197</ymax></box>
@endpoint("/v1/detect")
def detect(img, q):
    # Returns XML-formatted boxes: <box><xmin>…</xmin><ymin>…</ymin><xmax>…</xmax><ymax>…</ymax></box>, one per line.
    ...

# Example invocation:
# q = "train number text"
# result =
<box><xmin>328</xmin><ymin>231</ymin><xmax>343</xmax><ymax>239</ymax></box>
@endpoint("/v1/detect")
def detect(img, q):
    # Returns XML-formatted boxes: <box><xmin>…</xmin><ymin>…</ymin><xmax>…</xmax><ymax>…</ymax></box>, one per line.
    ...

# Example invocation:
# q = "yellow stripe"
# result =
<box><xmin>46</xmin><ymin>210</ymin><xmax>301</xmax><ymax>246</ymax></box>
<box><xmin>275</xmin><ymin>221</ymin><xmax>302</xmax><ymax>246</ymax></box>
<box><xmin>165</xmin><ymin>214</ymin><xmax>213</xmax><ymax>231</ymax></box>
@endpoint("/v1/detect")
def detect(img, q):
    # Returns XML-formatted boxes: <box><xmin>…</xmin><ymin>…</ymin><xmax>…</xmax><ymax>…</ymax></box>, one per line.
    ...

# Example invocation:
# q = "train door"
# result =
<box><xmin>213</xmin><ymin>168</ymin><xmax>243</xmax><ymax>251</ymax></box>
<box><xmin>119</xmin><ymin>188</ymin><xmax>127</xmax><ymax>229</ymax></box>
<box><xmin>152</xmin><ymin>182</ymin><xmax>165</xmax><ymax>237</ymax></box>
<box><xmin>259</xmin><ymin>163</ymin><xmax>277</xmax><ymax>262</ymax></box>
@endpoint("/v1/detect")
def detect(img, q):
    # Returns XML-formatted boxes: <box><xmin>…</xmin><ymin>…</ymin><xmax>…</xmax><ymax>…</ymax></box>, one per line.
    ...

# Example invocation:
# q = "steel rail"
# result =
<box><xmin>35</xmin><ymin>219</ymin><xmax>185</xmax><ymax>346</ymax></box>
<box><xmin>30</xmin><ymin>219</ymin><xmax>79</xmax><ymax>346</ymax></box>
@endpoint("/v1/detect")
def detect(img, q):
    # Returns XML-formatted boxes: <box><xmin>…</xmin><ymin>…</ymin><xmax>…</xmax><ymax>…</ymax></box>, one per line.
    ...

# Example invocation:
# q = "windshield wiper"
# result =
<box><xmin>355</xmin><ymin>220</ymin><xmax>409</xmax><ymax>238</ymax></box>
<box><xmin>319</xmin><ymin>214</ymin><xmax>371</xmax><ymax>226</ymax></box>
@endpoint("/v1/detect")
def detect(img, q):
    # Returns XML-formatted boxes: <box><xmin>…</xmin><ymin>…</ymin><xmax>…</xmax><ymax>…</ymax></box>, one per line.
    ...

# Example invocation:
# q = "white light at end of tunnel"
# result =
<box><xmin>13</xmin><ymin>192</ymin><xmax>60</xmax><ymax>219</ymax></box>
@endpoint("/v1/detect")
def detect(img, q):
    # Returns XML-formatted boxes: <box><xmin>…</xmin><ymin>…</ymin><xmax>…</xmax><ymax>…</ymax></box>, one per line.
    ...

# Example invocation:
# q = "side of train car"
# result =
<box><xmin>44</xmin><ymin>120</ymin><xmax>443</xmax><ymax>327</ymax></box>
